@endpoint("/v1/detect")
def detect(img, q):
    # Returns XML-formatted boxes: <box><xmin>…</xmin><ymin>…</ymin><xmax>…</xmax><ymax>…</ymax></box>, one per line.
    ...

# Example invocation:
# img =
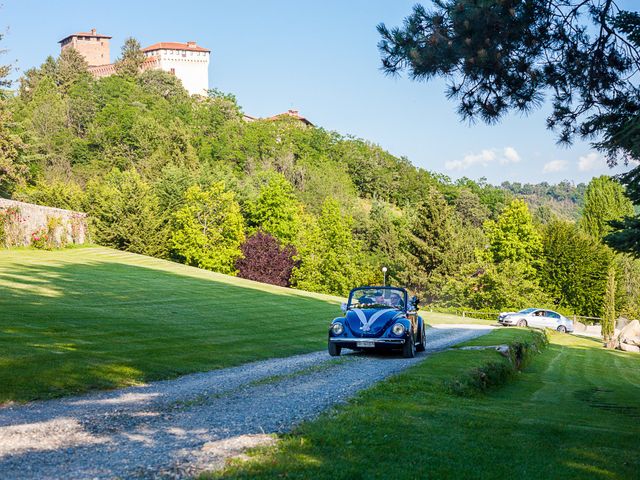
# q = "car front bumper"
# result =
<box><xmin>329</xmin><ymin>337</ymin><xmax>406</xmax><ymax>346</ymax></box>
<box><xmin>498</xmin><ymin>318</ymin><xmax>517</xmax><ymax>325</ymax></box>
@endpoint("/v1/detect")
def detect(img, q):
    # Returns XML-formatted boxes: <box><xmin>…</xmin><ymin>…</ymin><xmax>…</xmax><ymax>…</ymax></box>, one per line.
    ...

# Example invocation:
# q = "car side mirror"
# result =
<box><xmin>340</xmin><ymin>302</ymin><xmax>348</xmax><ymax>313</ymax></box>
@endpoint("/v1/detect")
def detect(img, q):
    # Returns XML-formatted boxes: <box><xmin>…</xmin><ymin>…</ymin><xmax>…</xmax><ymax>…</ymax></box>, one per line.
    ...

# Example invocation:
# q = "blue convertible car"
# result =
<box><xmin>328</xmin><ymin>286</ymin><xmax>426</xmax><ymax>358</ymax></box>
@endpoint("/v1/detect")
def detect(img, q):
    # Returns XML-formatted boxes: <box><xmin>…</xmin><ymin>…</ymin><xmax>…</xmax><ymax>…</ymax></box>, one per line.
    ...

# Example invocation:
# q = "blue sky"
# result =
<box><xmin>2</xmin><ymin>0</ymin><xmax>638</xmax><ymax>185</ymax></box>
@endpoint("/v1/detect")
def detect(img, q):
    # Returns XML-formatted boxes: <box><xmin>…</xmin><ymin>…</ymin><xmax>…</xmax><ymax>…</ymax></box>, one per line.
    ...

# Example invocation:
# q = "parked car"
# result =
<box><xmin>328</xmin><ymin>286</ymin><xmax>426</xmax><ymax>358</ymax></box>
<box><xmin>498</xmin><ymin>308</ymin><xmax>574</xmax><ymax>333</ymax></box>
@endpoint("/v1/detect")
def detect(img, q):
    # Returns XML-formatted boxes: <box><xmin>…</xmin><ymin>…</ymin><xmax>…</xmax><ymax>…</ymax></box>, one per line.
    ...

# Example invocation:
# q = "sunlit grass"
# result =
<box><xmin>209</xmin><ymin>330</ymin><xmax>640</xmax><ymax>479</ymax></box>
<box><xmin>0</xmin><ymin>246</ymin><xmax>342</xmax><ymax>403</ymax></box>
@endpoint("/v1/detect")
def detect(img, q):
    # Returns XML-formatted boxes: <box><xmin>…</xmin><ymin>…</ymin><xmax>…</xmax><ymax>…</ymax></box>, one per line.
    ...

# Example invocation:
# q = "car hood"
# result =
<box><xmin>345</xmin><ymin>308</ymin><xmax>404</xmax><ymax>337</ymax></box>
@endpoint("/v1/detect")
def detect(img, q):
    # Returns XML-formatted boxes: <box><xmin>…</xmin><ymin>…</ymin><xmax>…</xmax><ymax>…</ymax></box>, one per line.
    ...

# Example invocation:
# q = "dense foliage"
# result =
<box><xmin>0</xmin><ymin>36</ymin><xmax>638</xmax><ymax>319</ymax></box>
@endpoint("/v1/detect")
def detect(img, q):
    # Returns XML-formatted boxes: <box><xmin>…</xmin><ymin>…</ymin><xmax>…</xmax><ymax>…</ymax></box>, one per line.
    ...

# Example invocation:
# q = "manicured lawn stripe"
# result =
<box><xmin>0</xmin><ymin>246</ymin><xmax>342</xmax><ymax>402</ymax></box>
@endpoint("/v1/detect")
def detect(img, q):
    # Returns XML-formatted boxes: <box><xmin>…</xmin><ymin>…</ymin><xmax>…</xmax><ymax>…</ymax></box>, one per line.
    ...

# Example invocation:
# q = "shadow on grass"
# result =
<box><xmin>0</xmin><ymin>256</ymin><xmax>340</xmax><ymax>403</ymax></box>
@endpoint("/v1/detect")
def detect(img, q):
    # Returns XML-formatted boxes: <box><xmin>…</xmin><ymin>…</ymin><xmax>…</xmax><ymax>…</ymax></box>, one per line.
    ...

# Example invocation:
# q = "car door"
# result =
<box><xmin>529</xmin><ymin>310</ymin><xmax>545</xmax><ymax>328</ymax></box>
<box><xmin>546</xmin><ymin>311</ymin><xmax>561</xmax><ymax>329</ymax></box>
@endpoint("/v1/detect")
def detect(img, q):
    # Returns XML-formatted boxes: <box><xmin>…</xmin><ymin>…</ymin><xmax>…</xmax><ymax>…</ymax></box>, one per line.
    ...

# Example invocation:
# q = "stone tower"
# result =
<box><xmin>59</xmin><ymin>29</ymin><xmax>111</xmax><ymax>66</ymax></box>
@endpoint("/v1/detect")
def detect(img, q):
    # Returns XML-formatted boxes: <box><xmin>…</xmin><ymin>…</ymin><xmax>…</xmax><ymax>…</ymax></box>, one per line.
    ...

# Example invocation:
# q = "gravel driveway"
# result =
<box><xmin>0</xmin><ymin>324</ymin><xmax>493</xmax><ymax>479</ymax></box>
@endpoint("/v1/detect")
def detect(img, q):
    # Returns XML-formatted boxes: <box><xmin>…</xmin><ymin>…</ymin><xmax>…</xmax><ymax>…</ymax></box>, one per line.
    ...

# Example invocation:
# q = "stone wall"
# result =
<box><xmin>0</xmin><ymin>199</ymin><xmax>88</xmax><ymax>246</ymax></box>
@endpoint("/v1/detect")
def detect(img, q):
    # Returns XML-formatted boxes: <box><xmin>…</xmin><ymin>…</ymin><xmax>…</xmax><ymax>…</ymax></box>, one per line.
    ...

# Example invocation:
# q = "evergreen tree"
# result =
<box><xmin>85</xmin><ymin>169</ymin><xmax>169</xmax><ymax>257</ymax></box>
<box><xmin>171</xmin><ymin>183</ymin><xmax>245</xmax><ymax>275</ymax></box>
<box><xmin>605</xmin><ymin>167</ymin><xmax>640</xmax><ymax>257</ymax></box>
<box><xmin>402</xmin><ymin>188</ymin><xmax>474</xmax><ymax>302</ymax></box>
<box><xmin>378</xmin><ymin>2</ymin><xmax>640</xmax><ymax>165</ymax></box>
<box><xmin>581</xmin><ymin>176</ymin><xmax>634</xmax><ymax>239</ymax></box>
<box><xmin>540</xmin><ymin>220</ymin><xmax>614</xmax><ymax>316</ymax></box>
<box><xmin>115</xmin><ymin>37</ymin><xmax>145</xmax><ymax>77</ymax></box>
<box><xmin>602</xmin><ymin>264</ymin><xmax>616</xmax><ymax>342</ymax></box>
<box><xmin>55</xmin><ymin>48</ymin><xmax>90</xmax><ymax>93</ymax></box>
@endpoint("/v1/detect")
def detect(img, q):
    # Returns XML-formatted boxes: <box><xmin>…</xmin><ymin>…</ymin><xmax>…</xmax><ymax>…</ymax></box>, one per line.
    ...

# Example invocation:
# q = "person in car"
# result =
<box><xmin>389</xmin><ymin>293</ymin><xmax>404</xmax><ymax>308</ymax></box>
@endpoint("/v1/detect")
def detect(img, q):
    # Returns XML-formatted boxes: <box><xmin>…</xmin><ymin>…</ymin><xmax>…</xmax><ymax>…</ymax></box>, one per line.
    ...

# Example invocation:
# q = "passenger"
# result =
<box><xmin>374</xmin><ymin>291</ymin><xmax>385</xmax><ymax>304</ymax></box>
<box><xmin>389</xmin><ymin>293</ymin><xmax>404</xmax><ymax>308</ymax></box>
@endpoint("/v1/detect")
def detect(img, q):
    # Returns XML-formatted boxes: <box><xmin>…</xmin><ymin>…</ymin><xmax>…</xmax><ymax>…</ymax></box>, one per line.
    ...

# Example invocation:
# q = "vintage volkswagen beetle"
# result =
<box><xmin>328</xmin><ymin>286</ymin><xmax>426</xmax><ymax>358</ymax></box>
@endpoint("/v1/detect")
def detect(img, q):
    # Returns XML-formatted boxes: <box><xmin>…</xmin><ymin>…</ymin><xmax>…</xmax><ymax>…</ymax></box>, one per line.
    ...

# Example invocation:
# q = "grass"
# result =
<box><xmin>209</xmin><ymin>329</ymin><xmax>640</xmax><ymax>480</ymax></box>
<box><xmin>422</xmin><ymin>310</ymin><xmax>496</xmax><ymax>325</ymax></box>
<box><xmin>0</xmin><ymin>246</ymin><xmax>343</xmax><ymax>403</ymax></box>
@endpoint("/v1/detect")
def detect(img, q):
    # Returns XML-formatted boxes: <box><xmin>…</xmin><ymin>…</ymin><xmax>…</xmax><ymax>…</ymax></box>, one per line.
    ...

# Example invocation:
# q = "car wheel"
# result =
<box><xmin>557</xmin><ymin>325</ymin><xmax>567</xmax><ymax>333</ymax></box>
<box><xmin>328</xmin><ymin>341</ymin><xmax>341</xmax><ymax>357</ymax></box>
<box><xmin>416</xmin><ymin>323</ymin><xmax>426</xmax><ymax>352</ymax></box>
<box><xmin>402</xmin><ymin>333</ymin><xmax>416</xmax><ymax>358</ymax></box>
<box><xmin>517</xmin><ymin>319</ymin><xmax>528</xmax><ymax>327</ymax></box>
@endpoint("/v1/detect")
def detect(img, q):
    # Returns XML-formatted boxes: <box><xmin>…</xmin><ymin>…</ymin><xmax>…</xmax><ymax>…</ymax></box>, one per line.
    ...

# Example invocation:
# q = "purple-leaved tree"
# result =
<box><xmin>236</xmin><ymin>231</ymin><xmax>297</xmax><ymax>287</ymax></box>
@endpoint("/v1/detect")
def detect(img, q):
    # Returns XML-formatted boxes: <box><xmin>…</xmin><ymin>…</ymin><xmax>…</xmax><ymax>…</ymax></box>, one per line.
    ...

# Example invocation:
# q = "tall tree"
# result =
<box><xmin>171</xmin><ymin>183</ymin><xmax>245</xmax><ymax>275</ymax></box>
<box><xmin>602</xmin><ymin>264</ymin><xmax>616</xmax><ymax>343</ymax></box>
<box><xmin>484</xmin><ymin>199</ymin><xmax>542</xmax><ymax>266</ymax></box>
<box><xmin>115</xmin><ymin>37</ymin><xmax>145</xmax><ymax>77</ymax></box>
<box><xmin>246</xmin><ymin>172</ymin><xmax>302</xmax><ymax>244</ymax></box>
<box><xmin>402</xmin><ymin>188</ymin><xmax>474</xmax><ymax>301</ymax></box>
<box><xmin>0</xmin><ymin>32</ymin><xmax>26</xmax><ymax>197</ymax></box>
<box><xmin>541</xmin><ymin>220</ymin><xmax>613</xmax><ymax>316</ymax></box>
<box><xmin>605</xmin><ymin>167</ymin><xmax>640</xmax><ymax>257</ymax></box>
<box><xmin>85</xmin><ymin>169</ymin><xmax>169</xmax><ymax>257</ymax></box>
<box><xmin>581</xmin><ymin>175</ymin><xmax>634</xmax><ymax>239</ymax></box>
<box><xmin>290</xmin><ymin>199</ymin><xmax>362</xmax><ymax>296</ymax></box>
<box><xmin>378</xmin><ymin>2</ymin><xmax>640</xmax><ymax>165</ymax></box>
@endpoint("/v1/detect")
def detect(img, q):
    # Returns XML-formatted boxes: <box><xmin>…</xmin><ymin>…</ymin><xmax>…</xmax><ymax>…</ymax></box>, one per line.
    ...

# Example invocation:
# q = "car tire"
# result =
<box><xmin>416</xmin><ymin>323</ymin><xmax>426</xmax><ymax>352</ymax></box>
<box><xmin>328</xmin><ymin>341</ymin><xmax>341</xmax><ymax>357</ymax></box>
<box><xmin>517</xmin><ymin>319</ymin><xmax>528</xmax><ymax>327</ymax></box>
<box><xmin>557</xmin><ymin>325</ymin><xmax>567</xmax><ymax>333</ymax></box>
<box><xmin>402</xmin><ymin>333</ymin><xmax>416</xmax><ymax>358</ymax></box>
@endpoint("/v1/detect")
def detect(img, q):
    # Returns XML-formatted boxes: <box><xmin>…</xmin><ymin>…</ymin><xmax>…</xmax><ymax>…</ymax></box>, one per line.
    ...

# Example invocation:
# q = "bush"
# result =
<box><xmin>31</xmin><ymin>227</ymin><xmax>50</xmax><ymax>249</ymax></box>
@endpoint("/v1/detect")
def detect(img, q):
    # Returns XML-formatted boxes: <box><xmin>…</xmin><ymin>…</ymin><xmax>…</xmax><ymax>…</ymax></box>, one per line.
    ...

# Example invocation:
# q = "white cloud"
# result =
<box><xmin>578</xmin><ymin>152</ymin><xmax>601</xmax><ymax>172</ymax></box>
<box><xmin>543</xmin><ymin>160</ymin><xmax>568</xmax><ymax>173</ymax></box>
<box><xmin>445</xmin><ymin>147</ymin><xmax>521</xmax><ymax>171</ymax></box>
<box><xmin>502</xmin><ymin>146</ymin><xmax>521</xmax><ymax>164</ymax></box>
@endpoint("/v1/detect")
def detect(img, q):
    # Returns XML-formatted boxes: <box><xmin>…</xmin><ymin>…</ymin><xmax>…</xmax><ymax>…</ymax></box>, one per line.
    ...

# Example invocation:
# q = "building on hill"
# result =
<box><xmin>267</xmin><ymin>109</ymin><xmax>314</xmax><ymax>127</ymax></box>
<box><xmin>141</xmin><ymin>42</ymin><xmax>210</xmax><ymax>96</ymax></box>
<box><xmin>59</xmin><ymin>29</ymin><xmax>111</xmax><ymax>66</ymax></box>
<box><xmin>59</xmin><ymin>29</ymin><xmax>210</xmax><ymax>96</ymax></box>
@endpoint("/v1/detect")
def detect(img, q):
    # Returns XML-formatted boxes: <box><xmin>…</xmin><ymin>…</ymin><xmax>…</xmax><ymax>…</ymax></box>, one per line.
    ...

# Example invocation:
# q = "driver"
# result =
<box><xmin>374</xmin><ymin>291</ymin><xmax>385</xmax><ymax>304</ymax></box>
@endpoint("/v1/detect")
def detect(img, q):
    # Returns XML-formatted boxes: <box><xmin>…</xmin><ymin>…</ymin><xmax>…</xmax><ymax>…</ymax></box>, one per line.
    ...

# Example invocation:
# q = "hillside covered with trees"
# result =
<box><xmin>1</xmin><ymin>37</ymin><xmax>638</xmax><ymax>320</ymax></box>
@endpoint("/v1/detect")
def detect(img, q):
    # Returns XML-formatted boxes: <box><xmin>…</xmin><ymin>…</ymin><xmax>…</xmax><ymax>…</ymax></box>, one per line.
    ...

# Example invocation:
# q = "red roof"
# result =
<box><xmin>142</xmin><ymin>42</ymin><xmax>210</xmax><ymax>53</ymax></box>
<box><xmin>59</xmin><ymin>30</ymin><xmax>111</xmax><ymax>43</ymax></box>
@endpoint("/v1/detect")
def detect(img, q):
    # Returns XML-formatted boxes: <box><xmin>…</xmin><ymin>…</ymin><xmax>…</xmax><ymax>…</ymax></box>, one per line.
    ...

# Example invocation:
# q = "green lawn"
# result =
<box><xmin>0</xmin><ymin>246</ymin><xmax>342</xmax><ymax>403</ymax></box>
<box><xmin>210</xmin><ymin>329</ymin><xmax>640</xmax><ymax>480</ymax></box>
<box><xmin>422</xmin><ymin>310</ymin><xmax>496</xmax><ymax>325</ymax></box>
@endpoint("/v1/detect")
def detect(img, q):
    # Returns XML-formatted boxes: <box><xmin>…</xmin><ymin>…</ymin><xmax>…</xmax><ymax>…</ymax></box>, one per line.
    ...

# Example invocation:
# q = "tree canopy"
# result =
<box><xmin>378</xmin><ymin>1</ymin><xmax>640</xmax><ymax>165</ymax></box>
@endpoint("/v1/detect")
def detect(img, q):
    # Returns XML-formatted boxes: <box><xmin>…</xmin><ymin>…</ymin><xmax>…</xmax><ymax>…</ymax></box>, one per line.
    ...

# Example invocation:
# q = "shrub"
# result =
<box><xmin>31</xmin><ymin>227</ymin><xmax>50</xmax><ymax>249</ymax></box>
<box><xmin>236</xmin><ymin>231</ymin><xmax>297</xmax><ymax>287</ymax></box>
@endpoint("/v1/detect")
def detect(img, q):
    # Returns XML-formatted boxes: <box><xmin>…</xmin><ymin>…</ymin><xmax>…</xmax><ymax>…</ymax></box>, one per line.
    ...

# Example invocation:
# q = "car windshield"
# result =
<box><xmin>518</xmin><ymin>308</ymin><xmax>537</xmax><ymax>314</ymax></box>
<box><xmin>348</xmin><ymin>287</ymin><xmax>407</xmax><ymax>310</ymax></box>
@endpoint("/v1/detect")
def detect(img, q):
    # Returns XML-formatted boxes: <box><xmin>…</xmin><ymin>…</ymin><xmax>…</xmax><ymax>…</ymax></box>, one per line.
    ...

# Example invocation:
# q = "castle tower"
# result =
<box><xmin>141</xmin><ymin>41</ymin><xmax>210</xmax><ymax>95</ymax></box>
<box><xmin>59</xmin><ymin>29</ymin><xmax>111</xmax><ymax>66</ymax></box>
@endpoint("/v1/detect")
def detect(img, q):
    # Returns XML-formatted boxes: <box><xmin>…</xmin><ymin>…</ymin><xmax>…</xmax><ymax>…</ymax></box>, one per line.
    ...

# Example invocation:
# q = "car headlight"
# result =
<box><xmin>331</xmin><ymin>323</ymin><xmax>344</xmax><ymax>335</ymax></box>
<box><xmin>392</xmin><ymin>323</ymin><xmax>405</xmax><ymax>336</ymax></box>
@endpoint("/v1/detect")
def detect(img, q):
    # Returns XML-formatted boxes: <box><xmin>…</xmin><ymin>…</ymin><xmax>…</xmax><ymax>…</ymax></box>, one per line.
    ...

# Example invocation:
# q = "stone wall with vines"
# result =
<box><xmin>0</xmin><ymin>199</ymin><xmax>88</xmax><ymax>248</ymax></box>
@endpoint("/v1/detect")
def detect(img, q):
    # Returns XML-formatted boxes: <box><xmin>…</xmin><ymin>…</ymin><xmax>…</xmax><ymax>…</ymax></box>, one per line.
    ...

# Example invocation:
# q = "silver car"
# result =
<box><xmin>498</xmin><ymin>308</ymin><xmax>574</xmax><ymax>333</ymax></box>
